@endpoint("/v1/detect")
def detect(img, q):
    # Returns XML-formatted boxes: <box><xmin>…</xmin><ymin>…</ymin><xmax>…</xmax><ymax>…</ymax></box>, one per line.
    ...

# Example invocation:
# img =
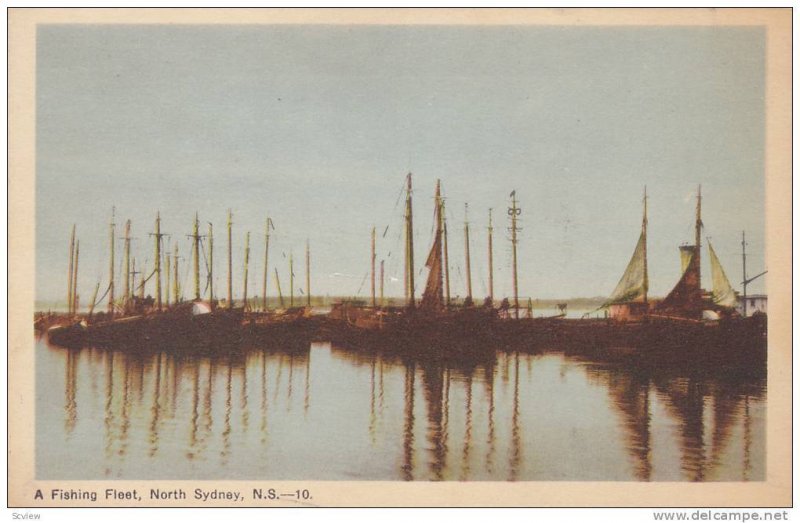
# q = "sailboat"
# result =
<box><xmin>48</xmin><ymin>212</ymin><xmax>244</xmax><ymax>351</ymax></box>
<box><xmin>605</xmin><ymin>186</ymin><xmax>743</xmax><ymax>322</ymax></box>
<box><xmin>243</xmin><ymin>238</ymin><xmax>322</xmax><ymax>352</ymax></box>
<box><xmin>604</xmin><ymin>188</ymin><xmax>650</xmax><ymax>320</ymax></box>
<box><xmin>328</xmin><ymin>175</ymin><xmax>497</xmax><ymax>359</ymax></box>
<box><xmin>45</xmin><ymin>225</ymin><xmax>89</xmax><ymax>346</ymax></box>
<box><xmin>651</xmin><ymin>186</ymin><xmax>707</xmax><ymax>320</ymax></box>
<box><xmin>654</xmin><ymin>186</ymin><xmax>747</xmax><ymax>321</ymax></box>
<box><xmin>585</xmin><ymin>186</ymin><xmax>766</xmax><ymax>358</ymax></box>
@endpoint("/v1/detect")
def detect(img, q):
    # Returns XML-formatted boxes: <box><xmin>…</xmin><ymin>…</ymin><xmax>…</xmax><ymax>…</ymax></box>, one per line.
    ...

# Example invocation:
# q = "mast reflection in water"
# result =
<box><xmin>37</xmin><ymin>339</ymin><xmax>765</xmax><ymax>481</ymax></box>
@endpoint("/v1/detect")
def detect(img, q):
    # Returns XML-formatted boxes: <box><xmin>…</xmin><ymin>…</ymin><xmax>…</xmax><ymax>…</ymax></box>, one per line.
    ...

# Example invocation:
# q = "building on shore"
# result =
<box><xmin>737</xmin><ymin>294</ymin><xmax>767</xmax><ymax>317</ymax></box>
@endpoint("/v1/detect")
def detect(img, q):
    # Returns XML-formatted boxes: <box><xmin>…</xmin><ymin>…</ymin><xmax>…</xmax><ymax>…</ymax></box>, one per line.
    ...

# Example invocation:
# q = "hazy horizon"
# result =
<box><xmin>36</xmin><ymin>25</ymin><xmax>766</xmax><ymax>304</ymax></box>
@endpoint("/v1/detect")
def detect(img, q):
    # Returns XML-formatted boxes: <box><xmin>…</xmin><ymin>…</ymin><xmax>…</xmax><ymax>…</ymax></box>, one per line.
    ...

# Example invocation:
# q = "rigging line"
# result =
<box><xmin>94</xmin><ymin>281</ymin><xmax>113</xmax><ymax>307</ymax></box>
<box><xmin>180</xmin><ymin>257</ymin><xmax>192</xmax><ymax>296</ymax></box>
<box><xmin>140</xmin><ymin>267</ymin><xmax>158</xmax><ymax>285</ymax></box>
<box><xmin>200</xmin><ymin>237</ymin><xmax>211</xmax><ymax>274</ymax></box>
<box><xmin>392</xmin><ymin>176</ymin><xmax>407</xmax><ymax>210</ymax></box>
<box><xmin>355</xmin><ymin>271</ymin><xmax>369</xmax><ymax>296</ymax></box>
<box><xmin>426</xmin><ymin>196</ymin><xmax>439</xmax><ymax>238</ymax></box>
<box><xmin>199</xmin><ymin>237</ymin><xmax>212</xmax><ymax>293</ymax></box>
<box><xmin>116</xmin><ymin>255</ymin><xmax>125</xmax><ymax>297</ymax></box>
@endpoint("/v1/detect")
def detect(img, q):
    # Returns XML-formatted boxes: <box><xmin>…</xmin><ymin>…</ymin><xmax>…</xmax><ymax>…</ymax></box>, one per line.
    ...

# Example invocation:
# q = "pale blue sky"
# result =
<box><xmin>36</xmin><ymin>25</ymin><xmax>766</xmax><ymax>303</ymax></box>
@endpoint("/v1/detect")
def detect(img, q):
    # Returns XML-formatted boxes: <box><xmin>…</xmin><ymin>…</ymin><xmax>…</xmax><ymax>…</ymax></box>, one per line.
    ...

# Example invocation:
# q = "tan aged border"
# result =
<box><xmin>8</xmin><ymin>7</ymin><xmax>791</xmax><ymax>508</ymax></box>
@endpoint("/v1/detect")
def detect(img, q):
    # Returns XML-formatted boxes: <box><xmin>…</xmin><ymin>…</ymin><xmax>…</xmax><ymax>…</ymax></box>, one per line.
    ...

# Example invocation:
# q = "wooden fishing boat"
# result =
<box><xmin>82</xmin><ymin>300</ymin><xmax>244</xmax><ymax>351</ymax></box>
<box><xmin>46</xmin><ymin>320</ymin><xmax>87</xmax><ymax>348</ymax></box>
<box><xmin>557</xmin><ymin>186</ymin><xmax>767</xmax><ymax>358</ymax></box>
<box><xmin>328</xmin><ymin>176</ymin><xmax>499</xmax><ymax>360</ymax></box>
<box><xmin>244</xmin><ymin>307</ymin><xmax>321</xmax><ymax>352</ymax></box>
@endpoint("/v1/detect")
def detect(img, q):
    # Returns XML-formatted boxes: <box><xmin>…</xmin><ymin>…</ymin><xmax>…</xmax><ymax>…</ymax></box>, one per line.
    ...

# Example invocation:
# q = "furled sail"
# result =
<box><xmin>420</xmin><ymin>182</ymin><xmax>444</xmax><ymax>310</ymax></box>
<box><xmin>604</xmin><ymin>231</ymin><xmax>647</xmax><ymax>306</ymax></box>
<box><xmin>708</xmin><ymin>240</ymin><xmax>737</xmax><ymax>307</ymax></box>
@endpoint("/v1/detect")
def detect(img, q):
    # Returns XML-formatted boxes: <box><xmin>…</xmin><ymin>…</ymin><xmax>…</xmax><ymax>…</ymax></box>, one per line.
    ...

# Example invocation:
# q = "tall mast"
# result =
<box><xmin>488</xmin><ymin>208</ymin><xmax>494</xmax><ymax>303</ymax></box>
<box><xmin>123</xmin><ymin>220</ymin><xmax>131</xmax><ymax>303</ymax></box>
<box><xmin>243</xmin><ymin>231</ymin><xmax>250</xmax><ymax>311</ymax></box>
<box><xmin>404</xmin><ymin>241</ymin><xmax>408</xmax><ymax>304</ymax></box>
<box><xmin>73</xmin><ymin>240</ymin><xmax>80</xmax><ymax>315</ymax></box>
<box><xmin>306</xmin><ymin>240</ymin><xmax>311</xmax><ymax>308</ymax></box>
<box><xmin>190</xmin><ymin>213</ymin><xmax>202</xmax><ymax>301</ymax></box>
<box><xmin>173</xmin><ymin>244</ymin><xmax>179</xmax><ymax>303</ymax></box>
<box><xmin>226</xmin><ymin>210</ymin><xmax>233</xmax><ymax>309</ymax></box>
<box><xmin>380</xmin><ymin>259</ymin><xmax>385</xmax><ymax>307</ymax></box>
<box><xmin>742</xmin><ymin>230</ymin><xmax>748</xmax><ymax>317</ymax></box>
<box><xmin>371</xmin><ymin>226</ymin><xmax>377</xmax><ymax>308</ymax></box>
<box><xmin>464</xmin><ymin>203</ymin><xmax>472</xmax><ymax>302</ymax></box>
<box><xmin>274</xmin><ymin>268</ymin><xmax>284</xmax><ymax>308</ymax></box>
<box><xmin>208</xmin><ymin>223</ymin><xmax>214</xmax><ymax>304</ymax></box>
<box><xmin>138</xmin><ymin>260</ymin><xmax>146</xmax><ymax>299</ymax></box>
<box><xmin>695</xmin><ymin>185</ymin><xmax>702</xmax><ymax>250</ymax></box>
<box><xmin>165</xmin><ymin>246</ymin><xmax>171</xmax><ymax>307</ymax></box>
<box><xmin>405</xmin><ymin>173</ymin><xmax>415</xmax><ymax>308</ymax></box>
<box><xmin>643</xmin><ymin>187</ymin><xmax>649</xmax><ymax>305</ymax></box>
<box><xmin>130</xmin><ymin>258</ymin><xmax>138</xmax><ymax>303</ymax></box>
<box><xmin>67</xmin><ymin>225</ymin><xmax>75</xmax><ymax>316</ymax></box>
<box><xmin>152</xmin><ymin>212</ymin><xmax>164</xmax><ymax>310</ymax></box>
<box><xmin>88</xmin><ymin>282</ymin><xmax>100</xmax><ymax>317</ymax></box>
<box><xmin>108</xmin><ymin>207</ymin><xmax>115</xmax><ymax>314</ymax></box>
<box><xmin>289</xmin><ymin>251</ymin><xmax>294</xmax><ymax>308</ymax></box>
<box><xmin>262</xmin><ymin>218</ymin><xmax>271</xmax><ymax>312</ymax></box>
<box><xmin>434</xmin><ymin>179</ymin><xmax>444</xmax><ymax>307</ymax></box>
<box><xmin>509</xmin><ymin>190</ymin><xmax>520</xmax><ymax>319</ymax></box>
<box><xmin>695</xmin><ymin>185</ymin><xmax>702</xmax><ymax>284</ymax></box>
<box><xmin>443</xmin><ymin>200</ymin><xmax>450</xmax><ymax>306</ymax></box>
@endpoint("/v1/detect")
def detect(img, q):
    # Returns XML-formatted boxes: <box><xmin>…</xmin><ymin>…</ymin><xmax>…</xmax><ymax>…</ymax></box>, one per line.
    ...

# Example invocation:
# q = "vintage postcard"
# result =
<box><xmin>8</xmin><ymin>8</ymin><xmax>792</xmax><ymax>509</ymax></box>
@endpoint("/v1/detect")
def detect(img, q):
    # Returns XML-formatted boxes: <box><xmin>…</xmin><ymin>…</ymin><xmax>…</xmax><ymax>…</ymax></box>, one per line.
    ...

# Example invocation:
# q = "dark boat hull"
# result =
<box><xmin>329</xmin><ymin>311</ymin><xmax>767</xmax><ymax>365</ymax></box>
<box><xmin>46</xmin><ymin>322</ymin><xmax>87</xmax><ymax>348</ymax></box>
<box><xmin>326</xmin><ymin>308</ymin><xmax>499</xmax><ymax>362</ymax></box>
<box><xmin>498</xmin><ymin>314</ymin><xmax>767</xmax><ymax>364</ymax></box>
<box><xmin>243</xmin><ymin>313</ymin><xmax>321</xmax><ymax>352</ymax></box>
<box><xmin>84</xmin><ymin>308</ymin><xmax>244</xmax><ymax>352</ymax></box>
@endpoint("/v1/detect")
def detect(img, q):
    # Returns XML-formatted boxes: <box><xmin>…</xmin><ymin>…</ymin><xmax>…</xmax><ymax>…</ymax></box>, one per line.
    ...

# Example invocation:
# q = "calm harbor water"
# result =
<box><xmin>36</xmin><ymin>337</ymin><xmax>765</xmax><ymax>481</ymax></box>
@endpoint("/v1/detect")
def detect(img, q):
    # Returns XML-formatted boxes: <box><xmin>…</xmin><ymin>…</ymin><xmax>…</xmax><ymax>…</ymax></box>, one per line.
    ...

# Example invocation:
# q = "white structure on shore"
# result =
<box><xmin>737</xmin><ymin>294</ymin><xmax>767</xmax><ymax>317</ymax></box>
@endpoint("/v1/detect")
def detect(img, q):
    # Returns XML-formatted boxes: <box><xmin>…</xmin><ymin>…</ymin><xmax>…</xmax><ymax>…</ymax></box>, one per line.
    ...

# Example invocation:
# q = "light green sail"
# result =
<box><xmin>679</xmin><ymin>245</ymin><xmax>696</xmax><ymax>274</ymax></box>
<box><xmin>605</xmin><ymin>230</ymin><xmax>647</xmax><ymax>306</ymax></box>
<box><xmin>708</xmin><ymin>240</ymin><xmax>737</xmax><ymax>307</ymax></box>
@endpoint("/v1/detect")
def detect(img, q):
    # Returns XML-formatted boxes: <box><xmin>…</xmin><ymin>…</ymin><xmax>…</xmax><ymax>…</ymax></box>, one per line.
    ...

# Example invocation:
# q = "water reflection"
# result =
<box><xmin>509</xmin><ymin>352</ymin><xmax>522</xmax><ymax>482</ymax></box>
<box><xmin>64</xmin><ymin>349</ymin><xmax>78</xmax><ymax>434</ymax></box>
<box><xmin>38</xmin><ymin>339</ymin><xmax>765</xmax><ymax>481</ymax></box>
<box><xmin>582</xmin><ymin>358</ymin><xmax>765</xmax><ymax>482</ymax></box>
<box><xmin>402</xmin><ymin>360</ymin><xmax>415</xmax><ymax>481</ymax></box>
<box><xmin>419</xmin><ymin>361</ymin><xmax>446</xmax><ymax>480</ymax></box>
<box><xmin>582</xmin><ymin>363</ymin><xmax>652</xmax><ymax>480</ymax></box>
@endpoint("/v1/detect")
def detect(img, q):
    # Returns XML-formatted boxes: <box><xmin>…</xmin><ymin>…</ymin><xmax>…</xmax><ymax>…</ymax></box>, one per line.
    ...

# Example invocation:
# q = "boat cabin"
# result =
<box><xmin>609</xmin><ymin>301</ymin><xmax>649</xmax><ymax>321</ymax></box>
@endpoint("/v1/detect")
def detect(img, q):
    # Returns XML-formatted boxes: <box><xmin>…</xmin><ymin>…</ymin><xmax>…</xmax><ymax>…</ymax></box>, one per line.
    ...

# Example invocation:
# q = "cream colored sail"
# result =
<box><xmin>679</xmin><ymin>245</ymin><xmax>695</xmax><ymax>274</ymax></box>
<box><xmin>708</xmin><ymin>240</ymin><xmax>737</xmax><ymax>307</ymax></box>
<box><xmin>604</xmin><ymin>230</ymin><xmax>647</xmax><ymax>306</ymax></box>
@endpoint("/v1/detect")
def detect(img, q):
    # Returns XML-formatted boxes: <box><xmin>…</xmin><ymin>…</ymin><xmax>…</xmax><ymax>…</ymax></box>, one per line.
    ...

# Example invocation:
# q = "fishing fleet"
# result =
<box><xmin>40</xmin><ymin>175</ymin><xmax>767</xmax><ymax>363</ymax></box>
